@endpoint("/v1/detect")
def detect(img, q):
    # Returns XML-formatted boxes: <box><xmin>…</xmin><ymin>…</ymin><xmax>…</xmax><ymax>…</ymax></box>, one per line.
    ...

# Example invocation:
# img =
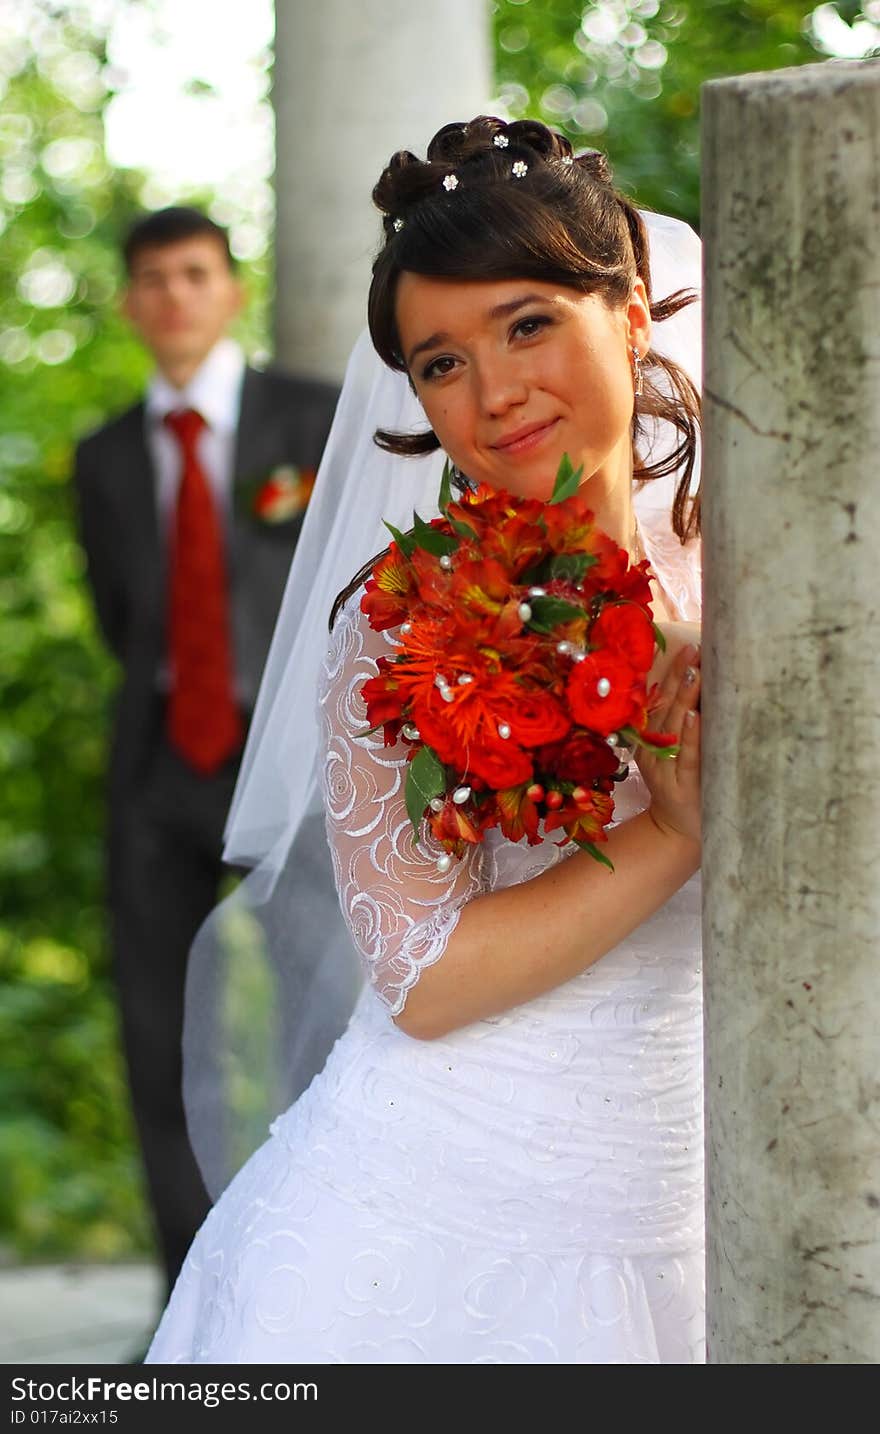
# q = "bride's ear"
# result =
<box><xmin>625</xmin><ymin>278</ymin><xmax>652</xmax><ymax>355</ymax></box>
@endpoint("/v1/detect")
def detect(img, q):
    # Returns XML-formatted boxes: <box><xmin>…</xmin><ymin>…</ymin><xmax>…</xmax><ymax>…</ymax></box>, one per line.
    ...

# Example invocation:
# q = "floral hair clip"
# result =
<box><xmin>442</xmin><ymin>173</ymin><xmax>459</xmax><ymax>192</ymax></box>
<box><xmin>561</xmin><ymin>154</ymin><xmax>574</xmax><ymax>166</ymax></box>
<box><xmin>493</xmin><ymin>133</ymin><xmax>509</xmax><ymax>149</ymax></box>
<box><xmin>392</xmin><ymin>217</ymin><xmax>404</xmax><ymax>232</ymax></box>
<box><xmin>511</xmin><ymin>160</ymin><xmax>528</xmax><ymax>179</ymax></box>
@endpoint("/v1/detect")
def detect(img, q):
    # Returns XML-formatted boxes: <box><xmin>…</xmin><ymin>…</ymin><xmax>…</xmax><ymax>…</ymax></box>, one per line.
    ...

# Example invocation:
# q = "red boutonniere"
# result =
<box><xmin>358</xmin><ymin>456</ymin><xmax>678</xmax><ymax>872</ymax></box>
<box><xmin>249</xmin><ymin>465</ymin><xmax>316</xmax><ymax>524</ymax></box>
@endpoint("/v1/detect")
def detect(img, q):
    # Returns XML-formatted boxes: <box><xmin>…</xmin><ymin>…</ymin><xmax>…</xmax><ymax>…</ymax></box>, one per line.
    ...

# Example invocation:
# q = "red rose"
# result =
<box><xmin>465</xmin><ymin>742</ymin><xmax>534</xmax><ymax>789</ymax></box>
<box><xmin>495</xmin><ymin>690</ymin><xmax>571</xmax><ymax>749</ymax></box>
<box><xmin>590</xmin><ymin>602</ymin><xmax>655</xmax><ymax>672</ymax></box>
<box><xmin>614</xmin><ymin>559</ymin><xmax>653</xmax><ymax>607</ymax></box>
<box><xmin>534</xmin><ymin>730</ymin><xmax>620</xmax><ymax>784</ymax></box>
<box><xmin>566</xmin><ymin>652</ymin><xmax>645</xmax><ymax>736</ymax></box>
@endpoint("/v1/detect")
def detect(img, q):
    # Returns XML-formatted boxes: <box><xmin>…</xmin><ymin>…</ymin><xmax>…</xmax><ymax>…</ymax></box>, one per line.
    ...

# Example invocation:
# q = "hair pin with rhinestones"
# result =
<box><xmin>511</xmin><ymin>160</ymin><xmax>528</xmax><ymax>179</ymax></box>
<box><xmin>561</xmin><ymin>154</ymin><xmax>574</xmax><ymax>166</ymax></box>
<box><xmin>392</xmin><ymin>217</ymin><xmax>404</xmax><ymax>232</ymax></box>
<box><xmin>493</xmin><ymin>133</ymin><xmax>509</xmax><ymax>149</ymax></box>
<box><xmin>442</xmin><ymin>173</ymin><xmax>459</xmax><ymax>192</ymax></box>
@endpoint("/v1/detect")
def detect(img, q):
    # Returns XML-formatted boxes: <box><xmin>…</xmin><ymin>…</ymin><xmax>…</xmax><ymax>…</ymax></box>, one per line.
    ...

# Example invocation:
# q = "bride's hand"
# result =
<box><xmin>636</xmin><ymin>641</ymin><xmax>702</xmax><ymax>846</ymax></box>
<box><xmin>648</xmin><ymin>621</ymin><xmax>701</xmax><ymax>691</ymax></box>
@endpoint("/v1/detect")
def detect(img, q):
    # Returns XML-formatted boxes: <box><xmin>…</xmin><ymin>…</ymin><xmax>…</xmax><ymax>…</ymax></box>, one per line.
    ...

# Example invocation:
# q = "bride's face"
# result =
<box><xmin>395</xmin><ymin>272</ymin><xmax>651</xmax><ymax>501</ymax></box>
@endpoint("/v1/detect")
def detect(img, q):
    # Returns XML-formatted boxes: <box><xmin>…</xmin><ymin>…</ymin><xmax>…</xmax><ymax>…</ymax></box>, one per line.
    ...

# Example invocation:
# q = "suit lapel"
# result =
<box><xmin>232</xmin><ymin>367</ymin><xmax>268</xmax><ymax>487</ymax></box>
<box><xmin>118</xmin><ymin>402</ymin><xmax>163</xmax><ymax>581</ymax></box>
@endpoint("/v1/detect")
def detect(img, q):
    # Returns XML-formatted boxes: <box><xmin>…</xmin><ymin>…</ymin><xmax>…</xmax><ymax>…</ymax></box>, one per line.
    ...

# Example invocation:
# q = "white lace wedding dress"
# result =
<box><xmin>147</xmin><ymin>558</ymin><xmax>705</xmax><ymax>1365</ymax></box>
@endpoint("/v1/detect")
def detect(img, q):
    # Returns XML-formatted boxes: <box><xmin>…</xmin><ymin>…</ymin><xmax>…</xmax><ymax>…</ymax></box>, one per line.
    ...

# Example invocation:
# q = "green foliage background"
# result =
<box><xmin>493</xmin><ymin>0</ymin><xmax>837</xmax><ymax>223</ymax></box>
<box><xmin>0</xmin><ymin>5</ymin><xmax>268</xmax><ymax>1263</ymax></box>
<box><xmin>0</xmin><ymin>0</ymin><xmax>871</xmax><ymax>1264</ymax></box>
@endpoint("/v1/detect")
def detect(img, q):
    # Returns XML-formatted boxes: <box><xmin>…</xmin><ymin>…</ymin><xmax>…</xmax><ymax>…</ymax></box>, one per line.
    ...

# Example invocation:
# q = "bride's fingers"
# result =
<box><xmin>675</xmin><ymin>707</ymin><xmax>700</xmax><ymax>779</ymax></box>
<box><xmin>652</xmin><ymin>645</ymin><xmax>699</xmax><ymax>734</ymax></box>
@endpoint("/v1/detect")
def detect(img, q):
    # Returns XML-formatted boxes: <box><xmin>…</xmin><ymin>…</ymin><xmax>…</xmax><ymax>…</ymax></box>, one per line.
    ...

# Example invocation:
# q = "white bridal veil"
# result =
<box><xmin>184</xmin><ymin>209</ymin><xmax>703</xmax><ymax>1198</ymax></box>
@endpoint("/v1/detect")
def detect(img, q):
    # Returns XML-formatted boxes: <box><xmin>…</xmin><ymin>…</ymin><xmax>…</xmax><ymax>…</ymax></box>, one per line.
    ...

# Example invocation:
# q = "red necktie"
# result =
<box><xmin>163</xmin><ymin>408</ymin><xmax>243</xmax><ymax>773</ymax></box>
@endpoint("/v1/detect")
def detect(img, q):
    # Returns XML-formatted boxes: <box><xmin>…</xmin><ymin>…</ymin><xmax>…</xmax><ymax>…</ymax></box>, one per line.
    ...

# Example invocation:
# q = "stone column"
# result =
<box><xmin>272</xmin><ymin>0</ymin><xmax>492</xmax><ymax>382</ymax></box>
<box><xmin>701</xmin><ymin>59</ymin><xmax>880</xmax><ymax>1363</ymax></box>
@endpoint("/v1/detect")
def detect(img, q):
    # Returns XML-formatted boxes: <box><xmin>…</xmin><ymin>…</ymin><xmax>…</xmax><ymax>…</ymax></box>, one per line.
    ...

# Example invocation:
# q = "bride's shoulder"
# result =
<box><xmin>322</xmin><ymin>589</ymin><xmax>399</xmax><ymax>690</ymax></box>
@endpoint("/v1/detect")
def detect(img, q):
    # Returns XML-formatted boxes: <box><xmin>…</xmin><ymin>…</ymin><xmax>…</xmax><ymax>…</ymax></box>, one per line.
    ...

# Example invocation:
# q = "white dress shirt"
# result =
<box><xmin>144</xmin><ymin>337</ymin><xmax>246</xmax><ymax>536</ymax></box>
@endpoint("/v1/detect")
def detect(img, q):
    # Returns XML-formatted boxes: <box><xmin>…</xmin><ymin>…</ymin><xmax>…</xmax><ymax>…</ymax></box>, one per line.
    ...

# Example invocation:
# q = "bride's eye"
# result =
<box><xmin>511</xmin><ymin>314</ymin><xmax>552</xmax><ymax>341</ymax></box>
<box><xmin>421</xmin><ymin>354</ymin><xmax>458</xmax><ymax>382</ymax></box>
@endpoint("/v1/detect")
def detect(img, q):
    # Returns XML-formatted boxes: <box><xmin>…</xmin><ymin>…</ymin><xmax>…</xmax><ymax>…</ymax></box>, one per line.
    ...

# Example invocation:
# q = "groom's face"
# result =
<box><xmin>123</xmin><ymin>234</ymin><xmax>243</xmax><ymax>376</ymax></box>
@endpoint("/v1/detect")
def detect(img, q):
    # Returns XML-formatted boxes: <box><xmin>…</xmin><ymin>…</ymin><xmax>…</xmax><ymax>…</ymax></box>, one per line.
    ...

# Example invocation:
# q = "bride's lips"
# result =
<box><xmin>490</xmin><ymin>417</ymin><xmax>560</xmax><ymax>456</ymax></box>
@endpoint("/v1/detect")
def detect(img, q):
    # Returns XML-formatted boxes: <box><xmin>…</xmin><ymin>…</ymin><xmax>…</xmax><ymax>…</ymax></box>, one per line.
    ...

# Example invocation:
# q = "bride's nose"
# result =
<box><xmin>474</xmin><ymin>356</ymin><xmax>528</xmax><ymax>417</ymax></box>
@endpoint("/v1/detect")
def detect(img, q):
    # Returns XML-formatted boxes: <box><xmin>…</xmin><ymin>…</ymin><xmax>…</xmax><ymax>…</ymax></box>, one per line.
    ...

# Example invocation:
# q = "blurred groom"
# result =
<box><xmin>73</xmin><ymin>207</ymin><xmax>339</xmax><ymax>1298</ymax></box>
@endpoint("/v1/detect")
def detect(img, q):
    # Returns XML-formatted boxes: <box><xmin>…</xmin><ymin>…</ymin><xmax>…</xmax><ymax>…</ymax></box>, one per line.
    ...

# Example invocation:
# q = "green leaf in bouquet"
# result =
<box><xmin>450</xmin><ymin>515</ymin><xmax>480</xmax><ymax>541</ymax></box>
<box><xmin>405</xmin><ymin>745</ymin><xmax>446</xmax><ymax>839</ymax></box>
<box><xmin>412</xmin><ymin>511</ymin><xmax>459</xmax><ymax>557</ymax></box>
<box><xmin>549</xmin><ymin>552</ymin><xmax>597</xmax><ymax>583</ymax></box>
<box><xmin>438</xmin><ymin>459</ymin><xmax>453</xmax><ymax>515</ymax></box>
<box><xmin>519</xmin><ymin>557</ymin><xmax>553</xmax><ymax>587</ymax></box>
<box><xmin>527</xmin><ymin>594</ymin><xmax>587</xmax><ymax>632</ymax></box>
<box><xmin>549</xmin><ymin>452</ymin><xmax>584</xmax><ymax>505</ymax></box>
<box><xmin>574</xmin><ymin>840</ymin><xmax>615</xmax><ymax>872</ymax></box>
<box><xmin>652</xmin><ymin>623</ymin><xmax>667</xmax><ymax>652</ymax></box>
<box><xmin>384</xmin><ymin>520</ymin><xmax>417</xmax><ymax>559</ymax></box>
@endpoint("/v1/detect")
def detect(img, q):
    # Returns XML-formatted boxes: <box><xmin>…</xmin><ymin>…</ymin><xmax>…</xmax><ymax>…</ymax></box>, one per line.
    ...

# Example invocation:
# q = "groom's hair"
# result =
<box><xmin>123</xmin><ymin>206</ymin><xmax>236</xmax><ymax>274</ymax></box>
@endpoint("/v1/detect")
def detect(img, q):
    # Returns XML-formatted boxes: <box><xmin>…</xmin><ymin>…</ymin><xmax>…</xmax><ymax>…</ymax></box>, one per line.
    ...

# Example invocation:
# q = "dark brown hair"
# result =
<box><xmin>332</xmin><ymin>116</ymin><xmax>700</xmax><ymax>628</ymax></box>
<box><xmin>123</xmin><ymin>205</ymin><xmax>236</xmax><ymax>275</ymax></box>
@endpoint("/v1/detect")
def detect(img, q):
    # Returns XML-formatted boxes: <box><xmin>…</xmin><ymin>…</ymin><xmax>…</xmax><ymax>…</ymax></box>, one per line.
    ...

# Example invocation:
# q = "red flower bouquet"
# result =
<box><xmin>359</xmin><ymin>457</ymin><xmax>677</xmax><ymax>870</ymax></box>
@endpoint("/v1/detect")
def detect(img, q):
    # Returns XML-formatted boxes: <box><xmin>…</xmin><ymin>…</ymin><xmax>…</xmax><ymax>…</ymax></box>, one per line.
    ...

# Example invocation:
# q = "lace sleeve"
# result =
<box><xmin>319</xmin><ymin>598</ymin><xmax>486</xmax><ymax>1017</ymax></box>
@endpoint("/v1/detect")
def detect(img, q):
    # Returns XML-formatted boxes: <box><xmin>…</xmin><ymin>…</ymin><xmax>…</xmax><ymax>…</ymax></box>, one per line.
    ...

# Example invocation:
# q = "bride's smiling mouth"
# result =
<box><xmin>489</xmin><ymin>417</ymin><xmax>561</xmax><ymax>456</ymax></box>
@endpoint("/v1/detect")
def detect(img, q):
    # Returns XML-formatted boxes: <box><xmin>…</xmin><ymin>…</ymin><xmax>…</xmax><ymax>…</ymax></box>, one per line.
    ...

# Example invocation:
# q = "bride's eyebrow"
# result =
<box><xmin>488</xmin><ymin>292</ymin><xmax>547</xmax><ymax>320</ymax></box>
<box><xmin>406</xmin><ymin>294</ymin><xmax>552</xmax><ymax>369</ymax></box>
<box><xmin>407</xmin><ymin>330</ymin><xmax>450</xmax><ymax>369</ymax></box>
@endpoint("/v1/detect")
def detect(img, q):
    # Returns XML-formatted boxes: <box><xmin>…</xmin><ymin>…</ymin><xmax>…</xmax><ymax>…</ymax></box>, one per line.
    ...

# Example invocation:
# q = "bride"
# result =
<box><xmin>147</xmin><ymin>116</ymin><xmax>704</xmax><ymax>1365</ymax></box>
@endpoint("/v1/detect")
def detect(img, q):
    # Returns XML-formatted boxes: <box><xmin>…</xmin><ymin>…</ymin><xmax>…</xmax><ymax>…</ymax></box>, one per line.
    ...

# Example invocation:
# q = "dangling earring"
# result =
<box><xmin>630</xmin><ymin>342</ymin><xmax>644</xmax><ymax>398</ymax></box>
<box><xmin>631</xmin><ymin>345</ymin><xmax>644</xmax><ymax>398</ymax></box>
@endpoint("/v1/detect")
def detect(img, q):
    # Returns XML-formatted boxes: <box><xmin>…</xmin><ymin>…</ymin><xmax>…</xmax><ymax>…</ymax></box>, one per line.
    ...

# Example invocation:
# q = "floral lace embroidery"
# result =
<box><xmin>319</xmin><ymin>598</ymin><xmax>485</xmax><ymax>1015</ymax></box>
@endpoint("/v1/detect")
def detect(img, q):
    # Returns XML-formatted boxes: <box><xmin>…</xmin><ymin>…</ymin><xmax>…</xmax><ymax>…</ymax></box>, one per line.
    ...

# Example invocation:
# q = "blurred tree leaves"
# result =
<box><xmin>0</xmin><ymin>2</ymin><xmax>271</xmax><ymax>1264</ymax></box>
<box><xmin>493</xmin><ymin>0</ymin><xmax>846</xmax><ymax>224</ymax></box>
<box><xmin>0</xmin><ymin>6</ymin><xmax>153</xmax><ymax>1260</ymax></box>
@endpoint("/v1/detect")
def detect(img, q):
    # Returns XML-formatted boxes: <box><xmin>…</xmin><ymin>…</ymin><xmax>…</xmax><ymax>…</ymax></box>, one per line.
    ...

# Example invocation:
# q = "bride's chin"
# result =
<box><xmin>489</xmin><ymin>462</ymin><xmax>565</xmax><ymax>502</ymax></box>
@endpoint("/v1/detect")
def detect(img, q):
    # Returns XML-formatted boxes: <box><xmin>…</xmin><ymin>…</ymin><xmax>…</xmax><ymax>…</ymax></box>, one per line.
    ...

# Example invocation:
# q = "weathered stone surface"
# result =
<box><xmin>702</xmin><ymin>59</ymin><xmax>880</xmax><ymax>1363</ymax></box>
<box><xmin>273</xmin><ymin>1</ymin><xmax>492</xmax><ymax>382</ymax></box>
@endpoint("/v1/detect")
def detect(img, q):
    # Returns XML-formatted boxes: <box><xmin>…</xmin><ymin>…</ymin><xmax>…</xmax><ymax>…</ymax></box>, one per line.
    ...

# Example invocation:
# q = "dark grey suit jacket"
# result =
<box><xmin>73</xmin><ymin>364</ymin><xmax>339</xmax><ymax>811</ymax></box>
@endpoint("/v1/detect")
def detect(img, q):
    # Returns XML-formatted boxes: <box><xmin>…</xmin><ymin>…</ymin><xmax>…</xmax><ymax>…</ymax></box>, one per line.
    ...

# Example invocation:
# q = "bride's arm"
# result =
<box><xmin>322</xmin><ymin>604</ymin><xmax>700</xmax><ymax>1041</ymax></box>
<box><xmin>400</xmin><ymin>641</ymin><xmax>701</xmax><ymax>1040</ymax></box>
